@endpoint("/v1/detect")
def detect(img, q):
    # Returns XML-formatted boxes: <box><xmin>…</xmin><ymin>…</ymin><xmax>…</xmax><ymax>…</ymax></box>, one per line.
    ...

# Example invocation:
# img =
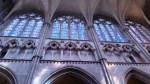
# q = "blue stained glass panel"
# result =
<box><xmin>60</xmin><ymin>22</ymin><xmax>68</xmax><ymax>39</ymax></box>
<box><xmin>105</xmin><ymin>24</ymin><xmax>117</xmax><ymax>42</ymax></box>
<box><xmin>136</xmin><ymin>26</ymin><xmax>150</xmax><ymax>42</ymax></box>
<box><xmin>21</xmin><ymin>20</ymin><xmax>36</xmax><ymax>37</ymax></box>
<box><xmin>1</xmin><ymin>13</ymin><xmax>43</xmax><ymax>37</ymax></box>
<box><xmin>94</xmin><ymin>24</ymin><xmax>105</xmax><ymax>41</ymax></box>
<box><xmin>78</xmin><ymin>23</ymin><xmax>87</xmax><ymax>40</ymax></box>
<box><xmin>126</xmin><ymin>21</ymin><xmax>150</xmax><ymax>43</ymax></box>
<box><xmin>111</xmin><ymin>25</ymin><xmax>126</xmax><ymax>42</ymax></box>
<box><xmin>130</xmin><ymin>26</ymin><xmax>148</xmax><ymax>43</ymax></box>
<box><xmin>51</xmin><ymin>21</ymin><xmax>60</xmax><ymax>39</ymax></box>
<box><xmin>51</xmin><ymin>16</ymin><xmax>88</xmax><ymax>40</ymax></box>
<box><xmin>2</xmin><ymin>31</ymin><xmax>11</xmax><ymax>36</ymax></box>
<box><xmin>10</xmin><ymin>19</ymin><xmax>27</xmax><ymax>36</ymax></box>
<box><xmin>22</xmin><ymin>32</ymin><xmax>30</xmax><ymax>37</ymax></box>
<box><xmin>94</xmin><ymin>18</ymin><xmax>127</xmax><ymax>42</ymax></box>
<box><xmin>5</xmin><ymin>19</ymin><xmax>19</xmax><ymax>31</ymax></box>
<box><xmin>99</xmin><ymin>24</ymin><xmax>111</xmax><ymax>41</ymax></box>
<box><xmin>128</xmin><ymin>28</ymin><xmax>142</xmax><ymax>43</ymax></box>
<box><xmin>70</xmin><ymin>22</ymin><xmax>78</xmax><ymax>40</ymax></box>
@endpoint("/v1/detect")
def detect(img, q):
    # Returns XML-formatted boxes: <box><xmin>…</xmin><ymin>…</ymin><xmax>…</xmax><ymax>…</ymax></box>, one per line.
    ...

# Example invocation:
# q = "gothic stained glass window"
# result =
<box><xmin>94</xmin><ymin>18</ymin><xmax>127</xmax><ymax>42</ymax></box>
<box><xmin>125</xmin><ymin>21</ymin><xmax>150</xmax><ymax>43</ymax></box>
<box><xmin>50</xmin><ymin>16</ymin><xmax>88</xmax><ymax>40</ymax></box>
<box><xmin>1</xmin><ymin>13</ymin><xmax>44</xmax><ymax>37</ymax></box>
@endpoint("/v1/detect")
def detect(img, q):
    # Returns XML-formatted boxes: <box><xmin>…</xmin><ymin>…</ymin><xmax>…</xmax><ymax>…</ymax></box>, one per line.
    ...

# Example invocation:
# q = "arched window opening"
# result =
<box><xmin>125</xmin><ymin>21</ymin><xmax>150</xmax><ymax>43</ymax></box>
<box><xmin>127</xmin><ymin>76</ymin><xmax>146</xmax><ymax>84</ymax></box>
<box><xmin>121</xmin><ymin>45</ymin><xmax>146</xmax><ymax>63</ymax></box>
<box><xmin>125</xmin><ymin>69</ymin><xmax>150</xmax><ymax>84</ymax></box>
<box><xmin>0</xmin><ymin>66</ymin><xmax>18</xmax><ymax>84</ymax></box>
<box><xmin>1</xmin><ymin>12</ymin><xmax>44</xmax><ymax>37</ymax></box>
<box><xmin>52</xmin><ymin>74</ymin><xmax>86</xmax><ymax>84</ymax></box>
<box><xmin>0</xmin><ymin>40</ymin><xmax>19</xmax><ymax>59</ymax></box>
<box><xmin>44</xmin><ymin>67</ymin><xmax>98</xmax><ymax>84</ymax></box>
<box><xmin>50</xmin><ymin>16</ymin><xmax>88</xmax><ymax>40</ymax></box>
<box><xmin>43</xmin><ymin>41</ymin><xmax>61</xmax><ymax>60</ymax></box>
<box><xmin>93</xmin><ymin>18</ymin><xmax>127</xmax><ymax>42</ymax></box>
<box><xmin>17</xmin><ymin>40</ymin><xmax>36</xmax><ymax>59</ymax></box>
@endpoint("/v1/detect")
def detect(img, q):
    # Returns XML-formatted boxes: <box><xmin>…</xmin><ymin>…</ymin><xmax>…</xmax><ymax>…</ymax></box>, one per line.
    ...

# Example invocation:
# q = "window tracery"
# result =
<box><xmin>1</xmin><ymin>13</ymin><xmax>44</xmax><ymax>37</ymax></box>
<box><xmin>50</xmin><ymin>16</ymin><xmax>88</xmax><ymax>40</ymax></box>
<box><xmin>94</xmin><ymin>18</ymin><xmax>127</xmax><ymax>42</ymax></box>
<box><xmin>125</xmin><ymin>21</ymin><xmax>150</xmax><ymax>43</ymax></box>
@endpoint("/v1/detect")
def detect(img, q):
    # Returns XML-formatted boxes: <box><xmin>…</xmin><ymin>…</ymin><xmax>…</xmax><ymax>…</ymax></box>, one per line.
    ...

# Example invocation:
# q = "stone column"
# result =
<box><xmin>88</xmin><ymin>25</ymin><xmax>113</xmax><ymax>84</ymax></box>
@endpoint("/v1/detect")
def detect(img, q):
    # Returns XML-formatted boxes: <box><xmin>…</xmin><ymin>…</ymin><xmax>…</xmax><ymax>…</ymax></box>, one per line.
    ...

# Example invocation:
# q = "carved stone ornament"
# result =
<box><xmin>65</xmin><ymin>42</ymin><xmax>77</xmax><ymax>50</ymax></box>
<box><xmin>5</xmin><ymin>40</ymin><xmax>19</xmax><ymax>48</ymax></box>
<box><xmin>80</xmin><ymin>43</ymin><xmax>93</xmax><ymax>50</ymax></box>
<box><xmin>122</xmin><ymin>45</ymin><xmax>133</xmax><ymax>53</ymax></box>
<box><xmin>47</xmin><ymin>41</ymin><xmax>60</xmax><ymax>49</ymax></box>
<box><xmin>22</xmin><ymin>40</ymin><xmax>36</xmax><ymax>49</ymax></box>
<box><xmin>103</xmin><ymin>44</ymin><xmax>116</xmax><ymax>52</ymax></box>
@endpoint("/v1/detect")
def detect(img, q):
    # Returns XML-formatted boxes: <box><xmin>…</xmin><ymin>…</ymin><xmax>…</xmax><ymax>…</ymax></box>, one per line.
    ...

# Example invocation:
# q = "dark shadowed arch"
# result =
<box><xmin>0</xmin><ymin>65</ymin><xmax>18</xmax><ymax>84</ymax></box>
<box><xmin>124</xmin><ymin>68</ymin><xmax>150</xmax><ymax>84</ymax></box>
<box><xmin>44</xmin><ymin>66</ymin><xmax>99</xmax><ymax>84</ymax></box>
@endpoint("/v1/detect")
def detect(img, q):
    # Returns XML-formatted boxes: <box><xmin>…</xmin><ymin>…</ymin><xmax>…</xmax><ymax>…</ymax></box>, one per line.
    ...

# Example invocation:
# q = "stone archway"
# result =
<box><xmin>127</xmin><ymin>76</ymin><xmax>146</xmax><ymax>84</ymax></box>
<box><xmin>0</xmin><ymin>66</ymin><xmax>18</xmax><ymax>84</ymax></box>
<box><xmin>44</xmin><ymin>66</ymin><xmax>99</xmax><ymax>84</ymax></box>
<box><xmin>124</xmin><ymin>68</ymin><xmax>150</xmax><ymax>84</ymax></box>
<box><xmin>53</xmin><ymin>74</ymin><xmax>87</xmax><ymax>84</ymax></box>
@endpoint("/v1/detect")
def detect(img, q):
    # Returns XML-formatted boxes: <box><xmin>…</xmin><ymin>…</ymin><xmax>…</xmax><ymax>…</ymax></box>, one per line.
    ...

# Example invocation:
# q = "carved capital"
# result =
<box><xmin>43</xmin><ymin>22</ymin><xmax>51</xmax><ymax>27</ymax></box>
<box><xmin>32</xmin><ymin>55</ymin><xmax>42</xmax><ymax>59</ymax></box>
<box><xmin>88</xmin><ymin>25</ymin><xmax>94</xmax><ymax>29</ymax></box>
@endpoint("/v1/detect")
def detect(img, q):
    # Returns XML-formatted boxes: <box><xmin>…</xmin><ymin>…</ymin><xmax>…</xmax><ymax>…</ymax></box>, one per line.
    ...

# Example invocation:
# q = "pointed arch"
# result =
<box><xmin>125</xmin><ymin>20</ymin><xmax>150</xmax><ymax>43</ymax></box>
<box><xmin>124</xmin><ymin>68</ymin><xmax>150</xmax><ymax>84</ymax></box>
<box><xmin>5</xmin><ymin>39</ymin><xmax>19</xmax><ymax>48</ymax></box>
<box><xmin>0</xmin><ymin>65</ymin><xmax>18</xmax><ymax>84</ymax></box>
<box><xmin>93</xmin><ymin>17</ymin><xmax>127</xmax><ymax>42</ymax></box>
<box><xmin>43</xmin><ymin>66</ymin><xmax>99</xmax><ymax>84</ymax></box>
<box><xmin>50</xmin><ymin>15</ymin><xmax>88</xmax><ymax>40</ymax></box>
<box><xmin>1</xmin><ymin>11</ymin><xmax>44</xmax><ymax>37</ymax></box>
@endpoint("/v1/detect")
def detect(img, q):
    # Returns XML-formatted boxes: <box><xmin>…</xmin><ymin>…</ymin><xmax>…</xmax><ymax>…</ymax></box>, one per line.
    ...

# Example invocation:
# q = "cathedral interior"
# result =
<box><xmin>0</xmin><ymin>0</ymin><xmax>150</xmax><ymax>84</ymax></box>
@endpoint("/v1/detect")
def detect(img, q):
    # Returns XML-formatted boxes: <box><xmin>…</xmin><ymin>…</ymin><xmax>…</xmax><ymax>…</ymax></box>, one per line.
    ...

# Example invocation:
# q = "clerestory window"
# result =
<box><xmin>94</xmin><ymin>18</ymin><xmax>127</xmax><ymax>42</ymax></box>
<box><xmin>50</xmin><ymin>16</ymin><xmax>88</xmax><ymax>40</ymax></box>
<box><xmin>125</xmin><ymin>21</ymin><xmax>150</xmax><ymax>43</ymax></box>
<box><xmin>1</xmin><ymin>12</ymin><xmax>44</xmax><ymax>37</ymax></box>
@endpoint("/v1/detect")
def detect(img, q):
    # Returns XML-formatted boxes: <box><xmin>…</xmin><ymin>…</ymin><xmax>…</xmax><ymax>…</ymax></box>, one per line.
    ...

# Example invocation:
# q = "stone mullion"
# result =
<box><xmin>88</xmin><ymin>25</ymin><xmax>113</xmax><ymax>84</ymax></box>
<box><xmin>122</xmin><ymin>28</ymin><xmax>150</xmax><ymax>62</ymax></box>
<box><xmin>25</xmin><ymin>56</ymin><xmax>41</xmax><ymax>84</ymax></box>
<box><xmin>34</xmin><ymin>22</ymin><xmax>50</xmax><ymax>56</ymax></box>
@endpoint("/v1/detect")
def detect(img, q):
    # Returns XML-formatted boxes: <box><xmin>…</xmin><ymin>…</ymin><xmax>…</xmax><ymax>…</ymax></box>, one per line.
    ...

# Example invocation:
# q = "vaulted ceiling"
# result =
<box><xmin>1</xmin><ymin>0</ymin><xmax>150</xmax><ymax>25</ymax></box>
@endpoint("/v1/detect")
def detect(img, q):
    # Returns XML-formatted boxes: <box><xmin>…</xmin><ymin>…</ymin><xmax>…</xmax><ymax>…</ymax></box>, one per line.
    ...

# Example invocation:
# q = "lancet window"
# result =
<box><xmin>50</xmin><ymin>16</ymin><xmax>88</xmax><ymax>40</ymax></box>
<box><xmin>1</xmin><ymin>13</ymin><xmax>44</xmax><ymax>37</ymax></box>
<box><xmin>94</xmin><ymin>18</ymin><xmax>127</xmax><ymax>42</ymax></box>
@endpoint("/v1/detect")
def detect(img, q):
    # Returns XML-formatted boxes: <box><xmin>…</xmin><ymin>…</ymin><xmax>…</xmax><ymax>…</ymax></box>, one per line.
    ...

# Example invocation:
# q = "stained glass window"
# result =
<box><xmin>1</xmin><ymin>13</ymin><xmax>44</xmax><ymax>37</ymax></box>
<box><xmin>126</xmin><ymin>21</ymin><xmax>150</xmax><ymax>43</ymax></box>
<box><xmin>50</xmin><ymin>16</ymin><xmax>88</xmax><ymax>40</ymax></box>
<box><xmin>94</xmin><ymin>18</ymin><xmax>127</xmax><ymax>42</ymax></box>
